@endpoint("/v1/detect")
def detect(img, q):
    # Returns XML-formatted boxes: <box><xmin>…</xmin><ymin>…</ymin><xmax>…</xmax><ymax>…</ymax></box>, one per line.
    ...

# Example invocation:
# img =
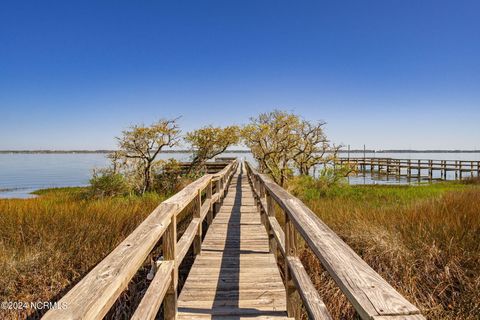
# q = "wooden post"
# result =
<box><xmin>471</xmin><ymin>161</ymin><xmax>474</xmax><ymax>177</ymax></box>
<box><xmin>194</xmin><ymin>189</ymin><xmax>202</xmax><ymax>255</ymax></box>
<box><xmin>407</xmin><ymin>159</ymin><xmax>411</xmax><ymax>179</ymax></box>
<box><xmin>163</xmin><ymin>216</ymin><xmax>177</xmax><ymax>320</ymax></box>
<box><xmin>477</xmin><ymin>161</ymin><xmax>480</xmax><ymax>177</ymax></box>
<box><xmin>216</xmin><ymin>179</ymin><xmax>221</xmax><ymax>203</ymax></box>
<box><xmin>441</xmin><ymin>161</ymin><xmax>445</xmax><ymax>180</ymax></box>
<box><xmin>221</xmin><ymin>177</ymin><xmax>225</xmax><ymax>201</ymax></box>
<box><xmin>266</xmin><ymin>192</ymin><xmax>277</xmax><ymax>257</ymax></box>
<box><xmin>212</xmin><ymin>179</ymin><xmax>219</xmax><ymax>215</ymax></box>
<box><xmin>417</xmin><ymin>160</ymin><xmax>421</xmax><ymax>180</ymax></box>
<box><xmin>285</xmin><ymin>212</ymin><xmax>300</xmax><ymax>319</ymax></box>
<box><xmin>258</xmin><ymin>180</ymin><xmax>265</xmax><ymax>223</ymax></box>
<box><xmin>428</xmin><ymin>160</ymin><xmax>433</xmax><ymax>181</ymax></box>
<box><xmin>206</xmin><ymin>181</ymin><xmax>213</xmax><ymax>224</ymax></box>
<box><xmin>386</xmin><ymin>159</ymin><xmax>390</xmax><ymax>176</ymax></box>
<box><xmin>459</xmin><ymin>162</ymin><xmax>463</xmax><ymax>180</ymax></box>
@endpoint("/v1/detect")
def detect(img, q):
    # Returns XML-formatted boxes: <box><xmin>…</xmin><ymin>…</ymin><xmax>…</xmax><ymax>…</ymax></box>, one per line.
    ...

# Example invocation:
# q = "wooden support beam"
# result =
<box><xmin>417</xmin><ymin>160</ymin><xmax>421</xmax><ymax>179</ymax></box>
<box><xmin>285</xmin><ymin>212</ymin><xmax>301</xmax><ymax>319</ymax></box>
<box><xmin>131</xmin><ymin>261</ymin><xmax>174</xmax><ymax>320</ymax></box>
<box><xmin>163</xmin><ymin>215</ymin><xmax>177</xmax><ymax>320</ymax></box>
<box><xmin>407</xmin><ymin>159</ymin><xmax>411</xmax><ymax>179</ymax></box>
<box><xmin>428</xmin><ymin>160</ymin><xmax>433</xmax><ymax>181</ymax></box>
<box><xmin>266</xmin><ymin>192</ymin><xmax>277</xmax><ymax>257</ymax></box>
<box><xmin>206</xmin><ymin>181</ymin><xmax>213</xmax><ymax>224</ymax></box>
<box><xmin>194</xmin><ymin>189</ymin><xmax>202</xmax><ymax>255</ymax></box>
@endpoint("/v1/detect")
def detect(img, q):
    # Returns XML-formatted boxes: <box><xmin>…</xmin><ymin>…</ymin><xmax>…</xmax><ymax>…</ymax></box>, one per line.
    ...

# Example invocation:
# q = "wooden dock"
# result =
<box><xmin>43</xmin><ymin>159</ymin><xmax>425</xmax><ymax>320</ymax></box>
<box><xmin>338</xmin><ymin>157</ymin><xmax>480</xmax><ymax>181</ymax></box>
<box><xmin>177</xmin><ymin>166</ymin><xmax>288</xmax><ymax>319</ymax></box>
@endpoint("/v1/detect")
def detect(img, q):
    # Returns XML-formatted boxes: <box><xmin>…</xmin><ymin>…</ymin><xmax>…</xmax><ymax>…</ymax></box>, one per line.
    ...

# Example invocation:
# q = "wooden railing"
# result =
<box><xmin>338</xmin><ymin>157</ymin><xmax>480</xmax><ymax>180</ymax></box>
<box><xmin>245</xmin><ymin>161</ymin><xmax>425</xmax><ymax>320</ymax></box>
<box><xmin>42</xmin><ymin>160</ymin><xmax>238</xmax><ymax>320</ymax></box>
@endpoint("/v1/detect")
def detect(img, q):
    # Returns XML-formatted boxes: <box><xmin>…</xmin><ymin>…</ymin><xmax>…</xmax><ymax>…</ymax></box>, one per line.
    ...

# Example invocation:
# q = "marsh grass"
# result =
<box><xmin>288</xmin><ymin>180</ymin><xmax>480</xmax><ymax>319</ymax></box>
<box><xmin>0</xmin><ymin>187</ymin><xmax>166</xmax><ymax>319</ymax></box>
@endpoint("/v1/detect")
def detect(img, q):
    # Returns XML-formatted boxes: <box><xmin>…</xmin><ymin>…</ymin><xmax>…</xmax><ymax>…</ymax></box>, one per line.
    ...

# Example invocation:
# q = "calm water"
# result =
<box><xmin>0</xmin><ymin>152</ymin><xmax>254</xmax><ymax>199</ymax></box>
<box><xmin>0</xmin><ymin>152</ymin><xmax>478</xmax><ymax>199</ymax></box>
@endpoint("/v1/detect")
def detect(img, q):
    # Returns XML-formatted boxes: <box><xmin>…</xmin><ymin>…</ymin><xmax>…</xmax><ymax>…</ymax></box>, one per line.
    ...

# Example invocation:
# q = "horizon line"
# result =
<box><xmin>1</xmin><ymin>149</ymin><xmax>480</xmax><ymax>154</ymax></box>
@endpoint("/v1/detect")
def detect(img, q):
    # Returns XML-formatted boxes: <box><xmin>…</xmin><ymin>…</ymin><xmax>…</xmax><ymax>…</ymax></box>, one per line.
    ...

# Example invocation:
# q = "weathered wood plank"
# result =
<box><xmin>163</xmin><ymin>212</ymin><xmax>177</xmax><ymax>320</ymax></box>
<box><xmin>178</xmin><ymin>166</ymin><xmax>288</xmax><ymax>319</ymax></box>
<box><xmin>131</xmin><ymin>261</ymin><xmax>174</xmax><ymax>320</ymax></box>
<box><xmin>287</xmin><ymin>257</ymin><xmax>332</xmax><ymax>320</ymax></box>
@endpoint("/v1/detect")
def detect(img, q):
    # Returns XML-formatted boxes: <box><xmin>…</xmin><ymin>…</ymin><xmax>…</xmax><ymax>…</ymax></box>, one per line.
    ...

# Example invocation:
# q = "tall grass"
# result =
<box><xmin>0</xmin><ymin>188</ymin><xmax>165</xmax><ymax>319</ymax></box>
<box><xmin>290</xmin><ymin>180</ymin><xmax>480</xmax><ymax>319</ymax></box>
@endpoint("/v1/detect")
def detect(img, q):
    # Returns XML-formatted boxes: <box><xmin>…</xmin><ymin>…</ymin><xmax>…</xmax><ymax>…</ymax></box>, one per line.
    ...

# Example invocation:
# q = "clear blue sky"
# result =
<box><xmin>1</xmin><ymin>1</ymin><xmax>479</xmax><ymax>150</ymax></box>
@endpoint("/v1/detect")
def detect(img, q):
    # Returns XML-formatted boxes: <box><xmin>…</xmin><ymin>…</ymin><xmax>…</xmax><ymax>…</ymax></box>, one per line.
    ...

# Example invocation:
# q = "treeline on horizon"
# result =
<box><xmin>1</xmin><ymin>149</ymin><xmax>480</xmax><ymax>154</ymax></box>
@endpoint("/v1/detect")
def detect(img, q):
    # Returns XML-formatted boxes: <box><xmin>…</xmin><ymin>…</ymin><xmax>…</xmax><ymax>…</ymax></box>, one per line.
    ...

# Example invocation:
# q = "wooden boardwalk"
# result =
<box><xmin>43</xmin><ymin>159</ymin><xmax>425</xmax><ymax>320</ymax></box>
<box><xmin>178</xmin><ymin>164</ymin><xmax>289</xmax><ymax>319</ymax></box>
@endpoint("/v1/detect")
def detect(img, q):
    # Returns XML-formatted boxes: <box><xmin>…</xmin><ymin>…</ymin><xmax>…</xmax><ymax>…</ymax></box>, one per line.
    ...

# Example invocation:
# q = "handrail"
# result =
<box><xmin>42</xmin><ymin>160</ymin><xmax>238</xmax><ymax>320</ymax></box>
<box><xmin>245</xmin><ymin>161</ymin><xmax>425</xmax><ymax>320</ymax></box>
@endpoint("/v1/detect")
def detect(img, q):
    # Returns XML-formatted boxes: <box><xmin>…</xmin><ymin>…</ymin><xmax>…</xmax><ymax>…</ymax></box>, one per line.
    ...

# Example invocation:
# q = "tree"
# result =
<box><xmin>242</xmin><ymin>110</ymin><xmax>300</xmax><ymax>186</ymax></box>
<box><xmin>242</xmin><ymin>110</ymin><xmax>346</xmax><ymax>186</ymax></box>
<box><xmin>117</xmin><ymin>119</ymin><xmax>181</xmax><ymax>193</ymax></box>
<box><xmin>185</xmin><ymin>125</ymin><xmax>240</xmax><ymax>174</ymax></box>
<box><xmin>292</xmin><ymin>119</ymin><xmax>329</xmax><ymax>175</ymax></box>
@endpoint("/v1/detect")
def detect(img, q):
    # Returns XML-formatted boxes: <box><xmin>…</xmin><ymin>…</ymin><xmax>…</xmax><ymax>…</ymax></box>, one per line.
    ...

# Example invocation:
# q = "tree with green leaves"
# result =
<box><xmin>242</xmin><ymin>110</ymin><xmax>300</xmax><ymax>186</ymax></box>
<box><xmin>242</xmin><ymin>110</ymin><xmax>342</xmax><ymax>186</ymax></box>
<box><xmin>185</xmin><ymin>125</ymin><xmax>240</xmax><ymax>174</ymax></box>
<box><xmin>117</xmin><ymin>118</ymin><xmax>181</xmax><ymax>193</ymax></box>
<box><xmin>292</xmin><ymin>119</ymin><xmax>330</xmax><ymax>176</ymax></box>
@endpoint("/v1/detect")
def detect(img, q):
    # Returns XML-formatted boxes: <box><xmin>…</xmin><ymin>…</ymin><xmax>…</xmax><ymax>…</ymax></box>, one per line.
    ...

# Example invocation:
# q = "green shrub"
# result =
<box><xmin>287</xmin><ymin>170</ymin><xmax>348</xmax><ymax>200</ymax></box>
<box><xmin>152</xmin><ymin>159</ymin><xmax>185</xmax><ymax>194</ymax></box>
<box><xmin>89</xmin><ymin>169</ymin><xmax>130</xmax><ymax>198</ymax></box>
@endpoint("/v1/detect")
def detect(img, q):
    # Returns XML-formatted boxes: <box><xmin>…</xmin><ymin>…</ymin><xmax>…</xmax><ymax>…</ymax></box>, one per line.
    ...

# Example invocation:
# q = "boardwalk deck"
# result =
<box><xmin>42</xmin><ymin>159</ymin><xmax>424</xmax><ymax>320</ymax></box>
<box><xmin>178</xmin><ymin>164</ymin><xmax>289</xmax><ymax>319</ymax></box>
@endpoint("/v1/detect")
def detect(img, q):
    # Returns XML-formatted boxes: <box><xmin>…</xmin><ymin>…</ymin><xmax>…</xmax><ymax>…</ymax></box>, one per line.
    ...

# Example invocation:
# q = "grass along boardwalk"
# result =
<box><xmin>42</xmin><ymin>160</ymin><xmax>424</xmax><ymax>320</ymax></box>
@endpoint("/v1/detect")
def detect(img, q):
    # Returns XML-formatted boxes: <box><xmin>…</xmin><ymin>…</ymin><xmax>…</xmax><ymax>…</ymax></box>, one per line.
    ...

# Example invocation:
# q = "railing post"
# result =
<box><xmin>285</xmin><ymin>212</ymin><xmax>300</xmax><ymax>319</ymax></box>
<box><xmin>428</xmin><ymin>160</ymin><xmax>433</xmax><ymax>181</ymax></box>
<box><xmin>220</xmin><ymin>177</ymin><xmax>225</xmax><ymax>201</ymax></box>
<box><xmin>163</xmin><ymin>215</ymin><xmax>177</xmax><ymax>320</ymax></box>
<box><xmin>194</xmin><ymin>189</ymin><xmax>202</xmax><ymax>255</ymax></box>
<box><xmin>206</xmin><ymin>180</ymin><xmax>213</xmax><ymax>224</ymax></box>
<box><xmin>407</xmin><ymin>159</ymin><xmax>411</xmax><ymax>179</ymax></box>
<box><xmin>455</xmin><ymin>161</ymin><xmax>459</xmax><ymax>180</ymax></box>
<box><xmin>441</xmin><ymin>160</ymin><xmax>445</xmax><ymax>180</ymax></box>
<box><xmin>417</xmin><ymin>160</ymin><xmax>421</xmax><ymax>180</ymax></box>
<box><xmin>266</xmin><ymin>191</ymin><xmax>277</xmax><ymax>258</ymax></box>
<box><xmin>459</xmin><ymin>161</ymin><xmax>463</xmax><ymax>180</ymax></box>
<box><xmin>258</xmin><ymin>181</ymin><xmax>266</xmax><ymax>223</ymax></box>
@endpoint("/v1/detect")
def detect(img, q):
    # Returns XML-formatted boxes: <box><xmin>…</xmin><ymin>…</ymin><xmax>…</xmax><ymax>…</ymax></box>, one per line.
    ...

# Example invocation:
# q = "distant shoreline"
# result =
<box><xmin>0</xmin><ymin>150</ymin><xmax>249</xmax><ymax>154</ymax></box>
<box><xmin>0</xmin><ymin>149</ymin><xmax>479</xmax><ymax>154</ymax></box>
